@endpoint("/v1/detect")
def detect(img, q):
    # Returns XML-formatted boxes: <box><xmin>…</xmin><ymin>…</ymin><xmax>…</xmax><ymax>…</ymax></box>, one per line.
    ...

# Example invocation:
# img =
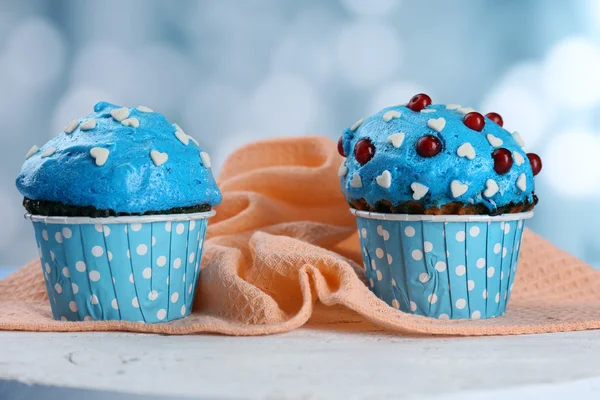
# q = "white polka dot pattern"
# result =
<box><xmin>356</xmin><ymin>216</ymin><xmax>528</xmax><ymax>320</ymax></box>
<box><xmin>30</xmin><ymin>216</ymin><xmax>209</xmax><ymax>322</ymax></box>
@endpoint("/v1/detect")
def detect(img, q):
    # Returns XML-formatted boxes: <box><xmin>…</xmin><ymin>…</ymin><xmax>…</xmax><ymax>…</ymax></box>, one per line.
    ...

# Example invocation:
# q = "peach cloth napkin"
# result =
<box><xmin>2</xmin><ymin>136</ymin><xmax>600</xmax><ymax>336</ymax></box>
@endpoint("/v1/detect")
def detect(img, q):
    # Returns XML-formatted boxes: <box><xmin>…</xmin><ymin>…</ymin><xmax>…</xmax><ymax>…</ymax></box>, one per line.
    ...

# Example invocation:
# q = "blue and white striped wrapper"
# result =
<box><xmin>26</xmin><ymin>211</ymin><xmax>215</xmax><ymax>323</ymax></box>
<box><xmin>352</xmin><ymin>210</ymin><xmax>534</xmax><ymax>320</ymax></box>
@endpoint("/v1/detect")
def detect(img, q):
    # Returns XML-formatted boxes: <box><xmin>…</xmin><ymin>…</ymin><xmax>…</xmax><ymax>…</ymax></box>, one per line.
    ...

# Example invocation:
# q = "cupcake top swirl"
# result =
<box><xmin>17</xmin><ymin>102</ymin><xmax>222</xmax><ymax>214</ymax></box>
<box><xmin>339</xmin><ymin>94</ymin><xmax>542</xmax><ymax>214</ymax></box>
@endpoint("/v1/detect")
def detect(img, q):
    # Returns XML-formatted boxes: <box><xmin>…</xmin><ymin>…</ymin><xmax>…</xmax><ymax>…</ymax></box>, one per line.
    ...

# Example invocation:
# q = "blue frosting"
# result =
<box><xmin>17</xmin><ymin>102</ymin><xmax>222</xmax><ymax>214</ymax></box>
<box><xmin>340</xmin><ymin>104</ymin><xmax>536</xmax><ymax>212</ymax></box>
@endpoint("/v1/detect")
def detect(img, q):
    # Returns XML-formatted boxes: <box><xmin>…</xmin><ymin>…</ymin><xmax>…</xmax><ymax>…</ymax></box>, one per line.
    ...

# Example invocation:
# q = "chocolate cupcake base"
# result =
<box><xmin>23</xmin><ymin>198</ymin><xmax>211</xmax><ymax>218</ymax></box>
<box><xmin>349</xmin><ymin>194</ymin><xmax>538</xmax><ymax>216</ymax></box>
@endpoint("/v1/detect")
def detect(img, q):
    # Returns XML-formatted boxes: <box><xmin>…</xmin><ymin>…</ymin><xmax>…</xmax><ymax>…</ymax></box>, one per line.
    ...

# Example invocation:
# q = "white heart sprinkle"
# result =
<box><xmin>64</xmin><ymin>120</ymin><xmax>79</xmax><ymax>134</ymax></box>
<box><xmin>90</xmin><ymin>147</ymin><xmax>110</xmax><ymax>166</ymax></box>
<box><xmin>150</xmin><ymin>150</ymin><xmax>168</xmax><ymax>167</ymax></box>
<box><xmin>338</xmin><ymin>161</ymin><xmax>348</xmax><ymax>177</ymax></box>
<box><xmin>189</xmin><ymin>136</ymin><xmax>200</xmax><ymax>146</ymax></box>
<box><xmin>110</xmin><ymin>107</ymin><xmax>130</xmax><ymax>122</ymax></box>
<box><xmin>420</xmin><ymin>109</ymin><xmax>436</xmax><ymax>113</ymax></box>
<box><xmin>516</xmin><ymin>173</ymin><xmax>527</xmax><ymax>191</ymax></box>
<box><xmin>446</xmin><ymin>104</ymin><xmax>461</xmax><ymax>110</ymax></box>
<box><xmin>41</xmin><ymin>147</ymin><xmax>56</xmax><ymax>158</ymax></box>
<box><xmin>200</xmin><ymin>152</ymin><xmax>211</xmax><ymax>168</ymax></box>
<box><xmin>451</xmin><ymin>180</ymin><xmax>468</xmax><ymax>198</ymax></box>
<box><xmin>513</xmin><ymin>151</ymin><xmax>525</xmax><ymax>166</ymax></box>
<box><xmin>174</xmin><ymin>129</ymin><xmax>190</xmax><ymax>145</ymax></box>
<box><xmin>25</xmin><ymin>145</ymin><xmax>39</xmax><ymax>159</ymax></box>
<box><xmin>457</xmin><ymin>107</ymin><xmax>475</xmax><ymax>115</ymax></box>
<box><xmin>382</xmin><ymin>110</ymin><xmax>401</xmax><ymax>122</ymax></box>
<box><xmin>411</xmin><ymin>182</ymin><xmax>429</xmax><ymax>200</ymax></box>
<box><xmin>80</xmin><ymin>118</ymin><xmax>96</xmax><ymax>130</ymax></box>
<box><xmin>350</xmin><ymin>119</ymin><xmax>363</xmax><ymax>131</ymax></box>
<box><xmin>376</xmin><ymin>170</ymin><xmax>392</xmax><ymax>189</ymax></box>
<box><xmin>136</xmin><ymin>105</ymin><xmax>153</xmax><ymax>112</ymax></box>
<box><xmin>483</xmin><ymin>179</ymin><xmax>499</xmax><ymax>197</ymax></box>
<box><xmin>457</xmin><ymin>143</ymin><xmax>476</xmax><ymax>160</ymax></box>
<box><xmin>387</xmin><ymin>132</ymin><xmax>405</xmax><ymax>148</ymax></box>
<box><xmin>487</xmin><ymin>134</ymin><xmax>503</xmax><ymax>147</ymax></box>
<box><xmin>349</xmin><ymin>172</ymin><xmax>362</xmax><ymax>188</ymax></box>
<box><xmin>427</xmin><ymin>117</ymin><xmax>446</xmax><ymax>132</ymax></box>
<box><xmin>512</xmin><ymin>131</ymin><xmax>526</xmax><ymax>148</ymax></box>
<box><xmin>121</xmin><ymin>117</ymin><xmax>139</xmax><ymax>128</ymax></box>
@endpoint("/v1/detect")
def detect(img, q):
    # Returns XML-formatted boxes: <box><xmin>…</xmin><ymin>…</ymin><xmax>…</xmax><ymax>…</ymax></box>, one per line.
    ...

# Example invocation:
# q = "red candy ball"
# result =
<box><xmin>463</xmin><ymin>112</ymin><xmax>485</xmax><ymax>132</ymax></box>
<box><xmin>492</xmin><ymin>148</ymin><xmax>513</xmax><ymax>174</ymax></box>
<box><xmin>527</xmin><ymin>153</ymin><xmax>542</xmax><ymax>176</ymax></box>
<box><xmin>485</xmin><ymin>112</ymin><xmax>504</xmax><ymax>127</ymax></box>
<box><xmin>354</xmin><ymin>139</ymin><xmax>375</xmax><ymax>165</ymax></box>
<box><xmin>407</xmin><ymin>93</ymin><xmax>432</xmax><ymax>112</ymax></box>
<box><xmin>416</xmin><ymin>135</ymin><xmax>442</xmax><ymax>157</ymax></box>
<box><xmin>337</xmin><ymin>137</ymin><xmax>345</xmax><ymax>157</ymax></box>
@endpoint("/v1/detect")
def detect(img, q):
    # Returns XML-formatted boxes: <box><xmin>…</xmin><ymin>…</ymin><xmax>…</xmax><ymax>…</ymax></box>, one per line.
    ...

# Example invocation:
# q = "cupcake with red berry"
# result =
<box><xmin>338</xmin><ymin>93</ymin><xmax>541</xmax><ymax>319</ymax></box>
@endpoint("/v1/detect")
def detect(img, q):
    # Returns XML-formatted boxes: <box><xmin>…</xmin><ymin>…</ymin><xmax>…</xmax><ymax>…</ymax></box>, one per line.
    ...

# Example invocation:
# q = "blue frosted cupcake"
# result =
<box><xmin>16</xmin><ymin>102</ymin><xmax>222</xmax><ymax>323</ymax></box>
<box><xmin>338</xmin><ymin>93</ymin><xmax>542</xmax><ymax>319</ymax></box>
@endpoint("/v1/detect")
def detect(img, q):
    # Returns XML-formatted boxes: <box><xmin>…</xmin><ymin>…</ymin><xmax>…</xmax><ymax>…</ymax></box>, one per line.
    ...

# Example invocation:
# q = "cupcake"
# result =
<box><xmin>338</xmin><ymin>93</ymin><xmax>542</xmax><ymax>319</ymax></box>
<box><xmin>16</xmin><ymin>102</ymin><xmax>222</xmax><ymax>323</ymax></box>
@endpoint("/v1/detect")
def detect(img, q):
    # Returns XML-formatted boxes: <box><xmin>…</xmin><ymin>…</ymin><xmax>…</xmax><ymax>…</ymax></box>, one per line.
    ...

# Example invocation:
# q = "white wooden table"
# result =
<box><xmin>1</xmin><ymin>328</ymin><xmax>600</xmax><ymax>399</ymax></box>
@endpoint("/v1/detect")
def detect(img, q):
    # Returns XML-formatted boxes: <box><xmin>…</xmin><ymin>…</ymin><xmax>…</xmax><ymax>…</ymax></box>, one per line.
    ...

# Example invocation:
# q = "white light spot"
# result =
<box><xmin>455</xmin><ymin>231</ymin><xmax>466</xmax><ymax>242</ymax></box>
<box><xmin>171</xmin><ymin>292</ymin><xmax>179</xmax><ymax>303</ymax></box>
<box><xmin>142</xmin><ymin>268</ymin><xmax>152</xmax><ymax>279</ymax></box>
<box><xmin>543</xmin><ymin>37</ymin><xmax>600</xmax><ymax>108</ymax></box>
<box><xmin>468</xmin><ymin>280</ymin><xmax>475</xmax><ymax>291</ymax></box>
<box><xmin>419</xmin><ymin>273</ymin><xmax>429</xmax><ymax>283</ymax></box>
<box><xmin>404</xmin><ymin>226</ymin><xmax>415</xmax><ymax>237</ymax></box>
<box><xmin>424</xmin><ymin>242</ymin><xmax>433</xmax><ymax>253</ymax></box>
<box><xmin>111</xmin><ymin>299</ymin><xmax>119</xmax><ymax>310</ymax></box>
<box><xmin>456</xmin><ymin>298</ymin><xmax>467</xmax><ymax>309</ymax></box>
<box><xmin>157</xmin><ymin>256</ymin><xmax>167</xmax><ymax>267</ymax></box>
<box><xmin>476</xmin><ymin>258</ymin><xmax>486</xmax><ymax>269</ymax></box>
<box><xmin>544</xmin><ymin>130</ymin><xmax>600</xmax><ymax>197</ymax></box>
<box><xmin>471</xmin><ymin>311</ymin><xmax>481</xmax><ymax>319</ymax></box>
<box><xmin>487</xmin><ymin>267</ymin><xmax>496</xmax><ymax>278</ymax></box>
<box><xmin>54</xmin><ymin>283</ymin><xmax>62</xmax><ymax>294</ymax></box>
<box><xmin>71</xmin><ymin>283</ymin><xmax>78</xmax><ymax>294</ymax></box>
<box><xmin>148</xmin><ymin>290</ymin><xmax>158</xmax><ymax>301</ymax></box>
<box><xmin>335</xmin><ymin>21</ymin><xmax>402</xmax><ymax>87</ymax></box>
<box><xmin>455</xmin><ymin>265</ymin><xmax>466</xmax><ymax>276</ymax></box>
<box><xmin>132</xmin><ymin>297</ymin><xmax>139</xmax><ymax>308</ymax></box>
<box><xmin>156</xmin><ymin>309</ymin><xmax>167</xmax><ymax>321</ymax></box>
<box><xmin>391</xmin><ymin>299</ymin><xmax>400</xmax><ymax>309</ymax></box>
<box><xmin>69</xmin><ymin>301</ymin><xmax>78</xmax><ymax>312</ymax></box>
<box><xmin>181</xmin><ymin>305</ymin><xmax>187</xmax><ymax>316</ymax></box>
<box><xmin>410</xmin><ymin>301</ymin><xmax>417</xmax><ymax>311</ymax></box>
<box><xmin>90</xmin><ymin>294</ymin><xmax>99</xmax><ymax>305</ymax></box>
<box><xmin>62</xmin><ymin>267</ymin><xmax>70</xmax><ymax>278</ymax></box>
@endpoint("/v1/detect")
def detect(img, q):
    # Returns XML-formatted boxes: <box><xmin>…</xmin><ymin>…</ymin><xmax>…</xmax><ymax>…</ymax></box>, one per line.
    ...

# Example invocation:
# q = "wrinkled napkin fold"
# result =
<box><xmin>1</xmin><ymin>136</ymin><xmax>600</xmax><ymax>336</ymax></box>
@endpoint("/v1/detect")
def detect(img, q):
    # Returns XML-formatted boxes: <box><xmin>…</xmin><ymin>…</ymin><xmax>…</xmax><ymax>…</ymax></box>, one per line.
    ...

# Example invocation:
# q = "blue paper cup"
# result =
<box><xmin>26</xmin><ymin>211</ymin><xmax>215</xmax><ymax>323</ymax></box>
<box><xmin>352</xmin><ymin>209</ymin><xmax>534</xmax><ymax>320</ymax></box>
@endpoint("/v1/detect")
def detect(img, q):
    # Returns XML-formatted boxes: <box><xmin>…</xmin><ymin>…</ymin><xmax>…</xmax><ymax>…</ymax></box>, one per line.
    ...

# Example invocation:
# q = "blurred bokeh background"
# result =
<box><xmin>0</xmin><ymin>0</ymin><xmax>599</xmax><ymax>268</ymax></box>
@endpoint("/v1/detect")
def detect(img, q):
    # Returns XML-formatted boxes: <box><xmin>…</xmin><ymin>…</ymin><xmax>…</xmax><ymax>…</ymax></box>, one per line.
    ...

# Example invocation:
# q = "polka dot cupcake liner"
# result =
<box><xmin>352</xmin><ymin>210</ymin><xmax>534</xmax><ymax>320</ymax></box>
<box><xmin>26</xmin><ymin>211</ymin><xmax>215</xmax><ymax>323</ymax></box>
